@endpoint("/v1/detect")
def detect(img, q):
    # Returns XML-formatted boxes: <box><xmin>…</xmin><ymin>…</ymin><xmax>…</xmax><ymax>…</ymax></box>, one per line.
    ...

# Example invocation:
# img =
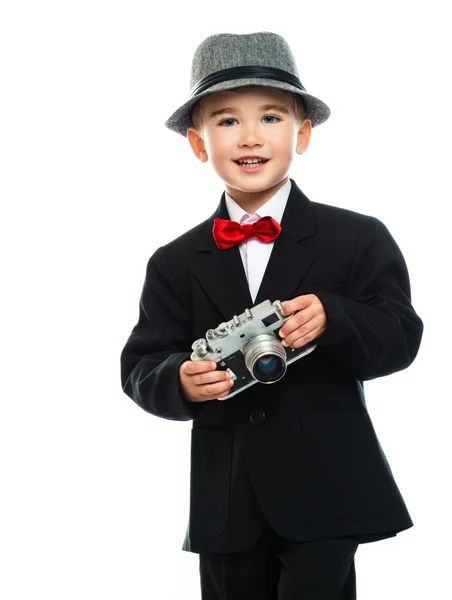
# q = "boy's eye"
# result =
<box><xmin>217</xmin><ymin>115</ymin><xmax>281</xmax><ymax>126</ymax></box>
<box><xmin>219</xmin><ymin>118</ymin><xmax>238</xmax><ymax>127</ymax></box>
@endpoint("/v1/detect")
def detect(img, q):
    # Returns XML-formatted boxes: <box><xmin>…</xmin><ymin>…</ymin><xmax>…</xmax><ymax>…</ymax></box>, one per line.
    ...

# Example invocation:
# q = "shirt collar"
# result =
<box><xmin>225</xmin><ymin>179</ymin><xmax>292</xmax><ymax>225</ymax></box>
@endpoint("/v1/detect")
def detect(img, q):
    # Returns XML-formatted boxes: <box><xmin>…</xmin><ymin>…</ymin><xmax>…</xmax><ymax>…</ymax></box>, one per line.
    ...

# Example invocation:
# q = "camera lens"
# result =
<box><xmin>244</xmin><ymin>334</ymin><xmax>287</xmax><ymax>384</ymax></box>
<box><xmin>253</xmin><ymin>354</ymin><xmax>286</xmax><ymax>382</ymax></box>
<box><xmin>257</xmin><ymin>355</ymin><xmax>279</xmax><ymax>373</ymax></box>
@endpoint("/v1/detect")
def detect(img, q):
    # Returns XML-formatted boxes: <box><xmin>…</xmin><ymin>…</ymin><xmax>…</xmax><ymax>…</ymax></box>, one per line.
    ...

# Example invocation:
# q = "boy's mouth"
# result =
<box><xmin>233</xmin><ymin>157</ymin><xmax>270</xmax><ymax>172</ymax></box>
<box><xmin>233</xmin><ymin>157</ymin><xmax>269</xmax><ymax>166</ymax></box>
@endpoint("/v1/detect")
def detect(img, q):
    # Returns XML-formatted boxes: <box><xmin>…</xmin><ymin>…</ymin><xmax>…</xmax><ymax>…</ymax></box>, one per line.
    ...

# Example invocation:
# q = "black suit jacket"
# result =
<box><xmin>120</xmin><ymin>180</ymin><xmax>423</xmax><ymax>553</ymax></box>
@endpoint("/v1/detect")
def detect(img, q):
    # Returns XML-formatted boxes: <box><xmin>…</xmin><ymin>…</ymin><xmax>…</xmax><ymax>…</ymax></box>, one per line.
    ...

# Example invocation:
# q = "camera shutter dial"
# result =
<box><xmin>191</xmin><ymin>338</ymin><xmax>211</xmax><ymax>357</ymax></box>
<box><xmin>215</xmin><ymin>322</ymin><xmax>234</xmax><ymax>337</ymax></box>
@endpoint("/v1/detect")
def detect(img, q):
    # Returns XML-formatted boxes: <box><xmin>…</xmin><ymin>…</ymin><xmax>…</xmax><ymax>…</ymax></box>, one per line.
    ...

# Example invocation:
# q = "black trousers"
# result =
<box><xmin>199</xmin><ymin>521</ymin><xmax>360</xmax><ymax>600</ymax></box>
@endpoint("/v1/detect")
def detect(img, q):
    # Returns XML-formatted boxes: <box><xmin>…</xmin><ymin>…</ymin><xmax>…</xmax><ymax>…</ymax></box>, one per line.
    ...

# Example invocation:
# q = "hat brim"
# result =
<box><xmin>164</xmin><ymin>78</ymin><xmax>331</xmax><ymax>137</ymax></box>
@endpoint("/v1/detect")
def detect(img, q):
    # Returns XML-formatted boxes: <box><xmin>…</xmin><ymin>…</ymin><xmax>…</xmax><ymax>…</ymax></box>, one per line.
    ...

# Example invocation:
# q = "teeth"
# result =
<box><xmin>238</xmin><ymin>159</ymin><xmax>266</xmax><ymax>165</ymax></box>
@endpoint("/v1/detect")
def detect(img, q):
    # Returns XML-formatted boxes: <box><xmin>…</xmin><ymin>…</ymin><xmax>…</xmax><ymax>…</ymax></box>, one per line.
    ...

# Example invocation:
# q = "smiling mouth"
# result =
<box><xmin>234</xmin><ymin>158</ymin><xmax>270</xmax><ymax>166</ymax></box>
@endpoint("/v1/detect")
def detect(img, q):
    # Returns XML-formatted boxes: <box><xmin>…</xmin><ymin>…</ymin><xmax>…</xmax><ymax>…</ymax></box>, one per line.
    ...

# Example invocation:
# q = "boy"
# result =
<box><xmin>120</xmin><ymin>32</ymin><xmax>423</xmax><ymax>599</ymax></box>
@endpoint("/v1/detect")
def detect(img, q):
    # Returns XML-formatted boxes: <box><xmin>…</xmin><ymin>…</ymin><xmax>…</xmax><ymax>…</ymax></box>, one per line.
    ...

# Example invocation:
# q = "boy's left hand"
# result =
<box><xmin>279</xmin><ymin>295</ymin><xmax>327</xmax><ymax>348</ymax></box>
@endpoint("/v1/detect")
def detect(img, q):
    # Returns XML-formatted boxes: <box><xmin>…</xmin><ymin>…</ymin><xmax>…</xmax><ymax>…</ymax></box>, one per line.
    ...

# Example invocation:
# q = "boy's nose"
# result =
<box><xmin>238</xmin><ymin>124</ymin><xmax>263</xmax><ymax>147</ymax></box>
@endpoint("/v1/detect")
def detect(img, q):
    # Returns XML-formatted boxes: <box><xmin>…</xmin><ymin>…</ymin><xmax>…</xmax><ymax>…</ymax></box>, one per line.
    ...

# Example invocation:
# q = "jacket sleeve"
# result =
<box><xmin>120</xmin><ymin>245</ymin><xmax>204</xmax><ymax>421</ymax></box>
<box><xmin>314</xmin><ymin>216</ymin><xmax>423</xmax><ymax>381</ymax></box>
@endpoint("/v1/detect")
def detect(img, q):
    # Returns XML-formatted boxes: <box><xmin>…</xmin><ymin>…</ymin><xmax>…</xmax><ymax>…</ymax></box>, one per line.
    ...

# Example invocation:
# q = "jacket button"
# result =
<box><xmin>249</xmin><ymin>410</ymin><xmax>266</xmax><ymax>425</ymax></box>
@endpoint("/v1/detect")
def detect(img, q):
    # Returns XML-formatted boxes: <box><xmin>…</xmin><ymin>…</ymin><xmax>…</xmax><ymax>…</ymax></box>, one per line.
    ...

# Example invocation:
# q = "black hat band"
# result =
<box><xmin>190</xmin><ymin>66</ymin><xmax>306</xmax><ymax>98</ymax></box>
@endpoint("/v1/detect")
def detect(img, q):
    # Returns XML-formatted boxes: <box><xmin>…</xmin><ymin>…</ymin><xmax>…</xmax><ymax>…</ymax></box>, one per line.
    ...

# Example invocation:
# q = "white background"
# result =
<box><xmin>1</xmin><ymin>1</ymin><xmax>451</xmax><ymax>598</ymax></box>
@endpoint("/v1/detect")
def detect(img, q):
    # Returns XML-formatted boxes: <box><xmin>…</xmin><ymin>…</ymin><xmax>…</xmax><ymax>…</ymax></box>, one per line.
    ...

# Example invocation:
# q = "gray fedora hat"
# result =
<box><xmin>165</xmin><ymin>31</ymin><xmax>331</xmax><ymax>137</ymax></box>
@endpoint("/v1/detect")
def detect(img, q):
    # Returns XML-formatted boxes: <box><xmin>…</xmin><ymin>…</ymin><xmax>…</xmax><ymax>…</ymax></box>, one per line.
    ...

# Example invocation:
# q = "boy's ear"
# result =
<box><xmin>187</xmin><ymin>127</ymin><xmax>208</xmax><ymax>163</ymax></box>
<box><xmin>296</xmin><ymin>119</ymin><xmax>312</xmax><ymax>155</ymax></box>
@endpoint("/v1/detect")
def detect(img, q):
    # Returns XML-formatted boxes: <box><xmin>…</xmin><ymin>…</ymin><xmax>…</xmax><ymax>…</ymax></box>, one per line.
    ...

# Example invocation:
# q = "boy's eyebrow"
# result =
<box><xmin>209</xmin><ymin>107</ymin><xmax>238</xmax><ymax>119</ymax></box>
<box><xmin>259</xmin><ymin>104</ymin><xmax>290</xmax><ymax>114</ymax></box>
<box><xmin>209</xmin><ymin>104</ymin><xmax>290</xmax><ymax>119</ymax></box>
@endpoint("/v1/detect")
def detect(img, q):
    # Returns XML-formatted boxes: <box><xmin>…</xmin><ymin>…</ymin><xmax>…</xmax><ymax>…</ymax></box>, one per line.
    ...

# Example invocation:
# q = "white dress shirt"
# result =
<box><xmin>224</xmin><ymin>179</ymin><xmax>291</xmax><ymax>303</ymax></box>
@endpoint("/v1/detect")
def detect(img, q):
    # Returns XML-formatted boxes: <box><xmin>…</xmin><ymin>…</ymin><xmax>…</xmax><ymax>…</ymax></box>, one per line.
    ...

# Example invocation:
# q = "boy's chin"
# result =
<box><xmin>223</xmin><ymin>177</ymin><xmax>287</xmax><ymax>197</ymax></box>
<box><xmin>224</xmin><ymin>177</ymin><xmax>289</xmax><ymax>195</ymax></box>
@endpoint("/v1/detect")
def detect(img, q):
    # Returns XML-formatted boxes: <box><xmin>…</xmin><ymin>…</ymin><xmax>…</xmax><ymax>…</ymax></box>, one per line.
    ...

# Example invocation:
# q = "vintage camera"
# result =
<box><xmin>190</xmin><ymin>299</ymin><xmax>316</xmax><ymax>400</ymax></box>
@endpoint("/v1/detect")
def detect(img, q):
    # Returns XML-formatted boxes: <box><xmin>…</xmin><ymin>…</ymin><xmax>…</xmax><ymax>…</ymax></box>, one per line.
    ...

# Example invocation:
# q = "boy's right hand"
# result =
<box><xmin>179</xmin><ymin>360</ymin><xmax>234</xmax><ymax>403</ymax></box>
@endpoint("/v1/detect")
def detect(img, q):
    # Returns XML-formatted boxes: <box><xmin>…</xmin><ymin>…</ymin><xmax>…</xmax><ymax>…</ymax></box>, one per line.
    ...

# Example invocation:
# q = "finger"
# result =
<box><xmin>284</xmin><ymin>319</ymin><xmax>324</xmax><ymax>348</ymax></box>
<box><xmin>184</xmin><ymin>360</ymin><xmax>217</xmax><ymax>375</ymax></box>
<box><xmin>281</xmin><ymin>295</ymin><xmax>313</xmax><ymax>316</ymax></box>
<box><xmin>282</xmin><ymin>311</ymin><xmax>323</xmax><ymax>344</ymax></box>
<box><xmin>289</xmin><ymin>325</ymin><xmax>324</xmax><ymax>348</ymax></box>
<box><xmin>218</xmin><ymin>385</ymin><xmax>234</xmax><ymax>399</ymax></box>
<box><xmin>199</xmin><ymin>378</ymin><xmax>234</xmax><ymax>399</ymax></box>
<box><xmin>279</xmin><ymin>305</ymin><xmax>317</xmax><ymax>338</ymax></box>
<box><xmin>217</xmin><ymin>379</ymin><xmax>235</xmax><ymax>398</ymax></box>
<box><xmin>193</xmin><ymin>369</ymin><xmax>231</xmax><ymax>386</ymax></box>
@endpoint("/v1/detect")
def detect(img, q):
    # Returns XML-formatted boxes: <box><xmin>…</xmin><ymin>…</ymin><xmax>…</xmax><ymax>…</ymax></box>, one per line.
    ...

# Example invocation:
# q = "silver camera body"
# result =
<box><xmin>190</xmin><ymin>299</ymin><xmax>316</xmax><ymax>400</ymax></box>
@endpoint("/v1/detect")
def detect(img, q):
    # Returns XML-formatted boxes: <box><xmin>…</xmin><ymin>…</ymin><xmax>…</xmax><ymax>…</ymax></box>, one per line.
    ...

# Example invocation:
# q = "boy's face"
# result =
<box><xmin>187</xmin><ymin>86</ymin><xmax>311</xmax><ymax>208</ymax></box>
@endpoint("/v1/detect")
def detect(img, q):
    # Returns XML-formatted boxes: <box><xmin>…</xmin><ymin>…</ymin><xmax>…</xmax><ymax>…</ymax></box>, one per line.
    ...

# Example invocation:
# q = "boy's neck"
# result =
<box><xmin>225</xmin><ymin>177</ymin><xmax>289</xmax><ymax>215</ymax></box>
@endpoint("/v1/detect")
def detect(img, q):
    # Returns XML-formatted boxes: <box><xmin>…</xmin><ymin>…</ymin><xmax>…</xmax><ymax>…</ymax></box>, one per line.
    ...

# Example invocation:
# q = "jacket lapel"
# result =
<box><xmin>255</xmin><ymin>181</ymin><xmax>317</xmax><ymax>305</ymax></box>
<box><xmin>192</xmin><ymin>179</ymin><xmax>317</xmax><ymax>321</ymax></box>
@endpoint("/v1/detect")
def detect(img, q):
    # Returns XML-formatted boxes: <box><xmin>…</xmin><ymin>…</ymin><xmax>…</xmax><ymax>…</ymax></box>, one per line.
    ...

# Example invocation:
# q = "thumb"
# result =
<box><xmin>281</xmin><ymin>295</ymin><xmax>310</xmax><ymax>315</ymax></box>
<box><xmin>281</xmin><ymin>301</ymin><xmax>291</xmax><ymax>316</ymax></box>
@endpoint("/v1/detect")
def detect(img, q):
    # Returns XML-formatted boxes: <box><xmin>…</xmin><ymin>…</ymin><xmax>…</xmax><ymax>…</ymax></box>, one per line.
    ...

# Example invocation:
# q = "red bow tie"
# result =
<box><xmin>212</xmin><ymin>216</ymin><xmax>282</xmax><ymax>250</ymax></box>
